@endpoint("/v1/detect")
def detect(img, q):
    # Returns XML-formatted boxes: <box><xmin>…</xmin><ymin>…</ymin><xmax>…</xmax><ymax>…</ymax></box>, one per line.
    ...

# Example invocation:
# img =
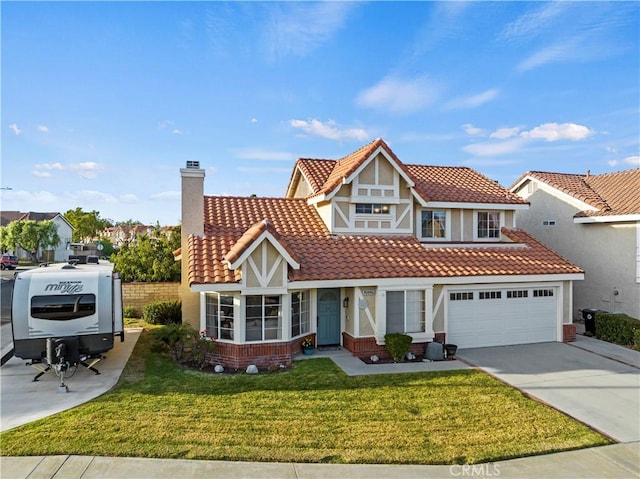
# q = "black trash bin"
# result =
<box><xmin>581</xmin><ymin>309</ymin><xmax>602</xmax><ymax>336</ymax></box>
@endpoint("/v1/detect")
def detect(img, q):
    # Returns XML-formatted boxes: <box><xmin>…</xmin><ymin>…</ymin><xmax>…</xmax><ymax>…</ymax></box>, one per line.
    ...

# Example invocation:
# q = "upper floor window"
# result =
<box><xmin>476</xmin><ymin>211</ymin><xmax>500</xmax><ymax>239</ymax></box>
<box><xmin>355</xmin><ymin>203</ymin><xmax>390</xmax><ymax>215</ymax></box>
<box><xmin>421</xmin><ymin>210</ymin><xmax>446</xmax><ymax>239</ymax></box>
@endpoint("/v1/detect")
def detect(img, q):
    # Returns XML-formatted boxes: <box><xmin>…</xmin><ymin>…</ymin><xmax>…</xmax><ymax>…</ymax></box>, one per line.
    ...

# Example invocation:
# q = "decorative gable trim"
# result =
<box><xmin>223</xmin><ymin>220</ymin><xmax>301</xmax><ymax>271</ymax></box>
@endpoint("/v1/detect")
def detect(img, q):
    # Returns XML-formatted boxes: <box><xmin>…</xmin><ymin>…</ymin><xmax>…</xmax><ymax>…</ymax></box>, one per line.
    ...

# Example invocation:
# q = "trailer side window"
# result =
<box><xmin>31</xmin><ymin>294</ymin><xmax>96</xmax><ymax>320</ymax></box>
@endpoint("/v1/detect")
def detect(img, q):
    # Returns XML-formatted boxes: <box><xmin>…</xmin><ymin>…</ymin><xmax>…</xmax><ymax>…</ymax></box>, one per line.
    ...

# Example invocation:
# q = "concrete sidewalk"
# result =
<box><xmin>1</xmin><ymin>442</ymin><xmax>639</xmax><ymax>479</ymax></box>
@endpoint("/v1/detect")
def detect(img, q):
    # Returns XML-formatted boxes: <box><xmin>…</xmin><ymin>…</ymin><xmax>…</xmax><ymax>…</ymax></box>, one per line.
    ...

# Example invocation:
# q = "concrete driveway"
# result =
<box><xmin>456</xmin><ymin>341</ymin><xmax>640</xmax><ymax>443</ymax></box>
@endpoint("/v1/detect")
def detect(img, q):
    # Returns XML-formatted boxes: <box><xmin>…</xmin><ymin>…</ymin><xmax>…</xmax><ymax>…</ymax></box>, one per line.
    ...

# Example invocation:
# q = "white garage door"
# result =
<box><xmin>447</xmin><ymin>287</ymin><xmax>557</xmax><ymax>348</ymax></box>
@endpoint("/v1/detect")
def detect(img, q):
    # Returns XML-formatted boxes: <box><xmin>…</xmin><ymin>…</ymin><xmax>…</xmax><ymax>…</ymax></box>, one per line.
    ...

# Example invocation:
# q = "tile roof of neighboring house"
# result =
<box><xmin>0</xmin><ymin>211</ymin><xmax>65</xmax><ymax>227</ymax></box>
<box><xmin>513</xmin><ymin>169</ymin><xmax>640</xmax><ymax>217</ymax></box>
<box><xmin>186</xmin><ymin>196</ymin><xmax>582</xmax><ymax>286</ymax></box>
<box><xmin>290</xmin><ymin>138</ymin><xmax>527</xmax><ymax>206</ymax></box>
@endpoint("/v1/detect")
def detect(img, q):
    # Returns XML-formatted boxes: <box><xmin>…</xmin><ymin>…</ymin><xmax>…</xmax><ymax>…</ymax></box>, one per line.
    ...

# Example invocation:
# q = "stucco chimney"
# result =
<box><xmin>181</xmin><ymin>161</ymin><xmax>205</xmax><ymax>238</ymax></box>
<box><xmin>180</xmin><ymin>162</ymin><xmax>205</xmax><ymax>330</ymax></box>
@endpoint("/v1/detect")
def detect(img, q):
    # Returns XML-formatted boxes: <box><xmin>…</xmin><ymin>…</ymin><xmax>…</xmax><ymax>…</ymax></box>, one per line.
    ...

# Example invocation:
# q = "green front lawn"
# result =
<box><xmin>0</xmin><ymin>329</ymin><xmax>610</xmax><ymax>464</ymax></box>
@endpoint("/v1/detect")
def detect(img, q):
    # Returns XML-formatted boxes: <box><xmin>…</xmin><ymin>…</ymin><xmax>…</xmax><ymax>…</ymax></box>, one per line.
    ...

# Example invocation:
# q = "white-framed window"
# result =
<box><xmin>355</xmin><ymin>203</ymin><xmax>390</xmax><ymax>215</ymax></box>
<box><xmin>479</xmin><ymin>291</ymin><xmax>501</xmax><ymax>300</ymax></box>
<box><xmin>476</xmin><ymin>211</ymin><xmax>501</xmax><ymax>239</ymax></box>
<box><xmin>291</xmin><ymin>291</ymin><xmax>311</xmax><ymax>338</ymax></box>
<box><xmin>533</xmin><ymin>289</ymin><xmax>554</xmax><ymax>297</ymax></box>
<box><xmin>450</xmin><ymin>292</ymin><xmax>474</xmax><ymax>301</ymax></box>
<box><xmin>421</xmin><ymin>210</ymin><xmax>447</xmax><ymax>239</ymax></box>
<box><xmin>506</xmin><ymin>290</ymin><xmax>528</xmax><ymax>299</ymax></box>
<box><xmin>387</xmin><ymin>290</ymin><xmax>425</xmax><ymax>334</ymax></box>
<box><xmin>205</xmin><ymin>293</ymin><xmax>234</xmax><ymax>340</ymax></box>
<box><xmin>245</xmin><ymin>295</ymin><xmax>282</xmax><ymax>341</ymax></box>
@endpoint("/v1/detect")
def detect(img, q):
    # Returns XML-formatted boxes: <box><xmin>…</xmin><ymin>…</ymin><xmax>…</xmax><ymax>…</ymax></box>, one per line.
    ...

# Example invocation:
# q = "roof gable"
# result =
<box><xmin>512</xmin><ymin>169</ymin><xmax>640</xmax><ymax>217</ymax></box>
<box><xmin>223</xmin><ymin>219</ymin><xmax>300</xmax><ymax>270</ymax></box>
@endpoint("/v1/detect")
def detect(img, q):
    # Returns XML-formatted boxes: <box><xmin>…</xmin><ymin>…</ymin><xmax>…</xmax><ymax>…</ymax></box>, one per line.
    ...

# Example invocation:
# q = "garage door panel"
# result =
<box><xmin>448</xmin><ymin>287</ymin><xmax>558</xmax><ymax>348</ymax></box>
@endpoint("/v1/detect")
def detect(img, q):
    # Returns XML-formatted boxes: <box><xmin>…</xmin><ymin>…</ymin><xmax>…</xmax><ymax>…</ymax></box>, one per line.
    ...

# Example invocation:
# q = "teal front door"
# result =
<box><xmin>317</xmin><ymin>289</ymin><xmax>341</xmax><ymax>345</ymax></box>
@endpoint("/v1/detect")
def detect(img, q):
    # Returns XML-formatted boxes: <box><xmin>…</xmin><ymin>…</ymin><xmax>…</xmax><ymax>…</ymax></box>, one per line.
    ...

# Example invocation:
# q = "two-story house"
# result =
<box><xmin>179</xmin><ymin>139</ymin><xmax>583</xmax><ymax>369</ymax></box>
<box><xmin>0</xmin><ymin>211</ymin><xmax>74</xmax><ymax>262</ymax></box>
<box><xmin>510</xmin><ymin>169</ymin><xmax>640</xmax><ymax>320</ymax></box>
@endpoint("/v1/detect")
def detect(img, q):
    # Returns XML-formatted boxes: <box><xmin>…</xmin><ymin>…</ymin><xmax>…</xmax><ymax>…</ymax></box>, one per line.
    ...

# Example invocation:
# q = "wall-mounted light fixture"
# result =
<box><xmin>343</xmin><ymin>297</ymin><xmax>349</xmax><ymax>309</ymax></box>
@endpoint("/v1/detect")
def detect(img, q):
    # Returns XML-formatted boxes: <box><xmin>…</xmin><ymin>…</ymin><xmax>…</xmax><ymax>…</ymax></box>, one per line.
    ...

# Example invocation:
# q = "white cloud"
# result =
<box><xmin>9</xmin><ymin>123</ymin><xmax>21</xmax><ymax>136</ymax></box>
<box><xmin>158</xmin><ymin>120</ymin><xmax>174</xmax><ymax>129</ymax></box>
<box><xmin>64</xmin><ymin>190</ymin><xmax>118</xmax><ymax>204</ymax></box>
<box><xmin>149</xmin><ymin>191</ymin><xmax>181</xmax><ymax>201</ymax></box>
<box><xmin>67</xmin><ymin>162</ymin><xmax>106</xmax><ymax>179</ymax></box>
<box><xmin>120</xmin><ymin>194</ymin><xmax>139</xmax><ymax>204</ymax></box>
<box><xmin>233</xmin><ymin>148</ymin><xmax>294</xmax><ymax>161</ymax></box>
<box><xmin>462</xmin><ymin>123</ymin><xmax>486</xmax><ymax>137</ymax></box>
<box><xmin>172</xmin><ymin>129</ymin><xmax>183</xmax><ymax>135</ymax></box>
<box><xmin>462</xmin><ymin>138</ymin><xmax>526</xmax><ymax>157</ymax></box>
<box><xmin>251</xmin><ymin>118</ymin><xmax>258</xmax><ymax>124</ymax></box>
<box><xmin>607</xmin><ymin>160</ymin><xmax>619</xmax><ymax>167</ymax></box>
<box><xmin>520</xmin><ymin>123</ymin><xmax>593</xmax><ymax>142</ymax></box>
<box><xmin>289</xmin><ymin>119</ymin><xmax>368</xmax><ymax>141</ymax></box>
<box><xmin>35</xmin><ymin>162</ymin><xmax>64</xmax><ymax>170</ymax></box>
<box><xmin>446</xmin><ymin>89</ymin><xmax>499</xmax><ymax>110</ymax></box>
<box><xmin>38</xmin><ymin>125</ymin><xmax>49</xmax><ymax>133</ymax></box>
<box><xmin>490</xmin><ymin>127</ymin><xmax>521</xmax><ymax>140</ymax></box>
<box><xmin>264</xmin><ymin>2</ymin><xmax>356</xmax><ymax>59</ymax></box>
<box><xmin>32</xmin><ymin>170</ymin><xmax>52</xmax><ymax>178</ymax></box>
<box><xmin>517</xmin><ymin>38</ymin><xmax>582</xmax><ymax>72</ymax></box>
<box><xmin>355</xmin><ymin>76</ymin><xmax>441</xmax><ymax>115</ymax></box>
<box><xmin>499</xmin><ymin>2</ymin><xmax>568</xmax><ymax>42</ymax></box>
<box><xmin>624</xmin><ymin>155</ymin><xmax>640</xmax><ymax>166</ymax></box>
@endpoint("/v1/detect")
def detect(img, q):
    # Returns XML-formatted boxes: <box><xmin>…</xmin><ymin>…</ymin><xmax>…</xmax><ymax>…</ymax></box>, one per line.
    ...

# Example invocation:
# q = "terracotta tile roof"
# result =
<box><xmin>289</xmin><ymin>139</ymin><xmax>525</xmax><ymax>206</ymax></box>
<box><xmin>223</xmin><ymin>219</ymin><xmax>300</xmax><ymax>266</ymax></box>
<box><xmin>406</xmin><ymin>164</ymin><xmax>527</xmax><ymax>205</ymax></box>
<box><xmin>187</xmin><ymin>195</ymin><xmax>582</xmax><ymax>286</ymax></box>
<box><xmin>305</xmin><ymin>138</ymin><xmax>408</xmax><ymax>199</ymax></box>
<box><xmin>291</xmin><ymin>159</ymin><xmax>335</xmax><ymax>195</ymax></box>
<box><xmin>513</xmin><ymin>169</ymin><xmax>640</xmax><ymax>216</ymax></box>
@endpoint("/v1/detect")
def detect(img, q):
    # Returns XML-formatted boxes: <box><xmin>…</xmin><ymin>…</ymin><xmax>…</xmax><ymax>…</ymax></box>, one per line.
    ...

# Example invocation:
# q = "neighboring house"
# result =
<box><xmin>178</xmin><ymin>139</ymin><xmax>584</xmax><ymax>369</ymax></box>
<box><xmin>510</xmin><ymin>169</ymin><xmax>640</xmax><ymax>320</ymax></box>
<box><xmin>102</xmin><ymin>224</ymin><xmax>156</xmax><ymax>248</ymax></box>
<box><xmin>0</xmin><ymin>211</ymin><xmax>74</xmax><ymax>262</ymax></box>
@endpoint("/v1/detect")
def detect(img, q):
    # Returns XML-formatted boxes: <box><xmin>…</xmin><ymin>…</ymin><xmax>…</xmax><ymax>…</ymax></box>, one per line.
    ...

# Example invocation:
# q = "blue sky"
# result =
<box><xmin>2</xmin><ymin>1</ymin><xmax>638</xmax><ymax>226</ymax></box>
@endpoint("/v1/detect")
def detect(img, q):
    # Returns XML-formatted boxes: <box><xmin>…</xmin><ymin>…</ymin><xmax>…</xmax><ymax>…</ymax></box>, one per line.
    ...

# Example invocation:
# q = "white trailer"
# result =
<box><xmin>11</xmin><ymin>260</ymin><xmax>124</xmax><ymax>388</ymax></box>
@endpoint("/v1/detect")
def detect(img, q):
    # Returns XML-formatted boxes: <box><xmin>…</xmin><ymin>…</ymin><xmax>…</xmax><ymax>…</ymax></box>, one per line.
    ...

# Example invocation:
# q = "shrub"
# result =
<box><xmin>595</xmin><ymin>312</ymin><xmax>639</xmax><ymax>347</ymax></box>
<box><xmin>151</xmin><ymin>323</ymin><xmax>215</xmax><ymax>368</ymax></box>
<box><xmin>152</xmin><ymin>323</ymin><xmax>191</xmax><ymax>360</ymax></box>
<box><xmin>384</xmin><ymin>333</ymin><xmax>413</xmax><ymax>362</ymax></box>
<box><xmin>123</xmin><ymin>306</ymin><xmax>140</xmax><ymax>318</ymax></box>
<box><xmin>143</xmin><ymin>300</ymin><xmax>182</xmax><ymax>325</ymax></box>
<box><xmin>634</xmin><ymin>329</ymin><xmax>640</xmax><ymax>351</ymax></box>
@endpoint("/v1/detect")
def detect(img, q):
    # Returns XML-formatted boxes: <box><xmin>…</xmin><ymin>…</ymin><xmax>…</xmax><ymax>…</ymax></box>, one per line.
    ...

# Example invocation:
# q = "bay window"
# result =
<box><xmin>205</xmin><ymin>293</ymin><xmax>234</xmax><ymax>340</ymax></box>
<box><xmin>246</xmin><ymin>295</ymin><xmax>282</xmax><ymax>341</ymax></box>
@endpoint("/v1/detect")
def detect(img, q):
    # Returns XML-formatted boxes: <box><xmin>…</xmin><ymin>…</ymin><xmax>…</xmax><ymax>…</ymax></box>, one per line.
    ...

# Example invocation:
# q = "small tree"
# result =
<box><xmin>111</xmin><ymin>226</ymin><xmax>181</xmax><ymax>282</ymax></box>
<box><xmin>64</xmin><ymin>207</ymin><xmax>111</xmax><ymax>243</ymax></box>
<box><xmin>1</xmin><ymin>220</ymin><xmax>61</xmax><ymax>262</ymax></box>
